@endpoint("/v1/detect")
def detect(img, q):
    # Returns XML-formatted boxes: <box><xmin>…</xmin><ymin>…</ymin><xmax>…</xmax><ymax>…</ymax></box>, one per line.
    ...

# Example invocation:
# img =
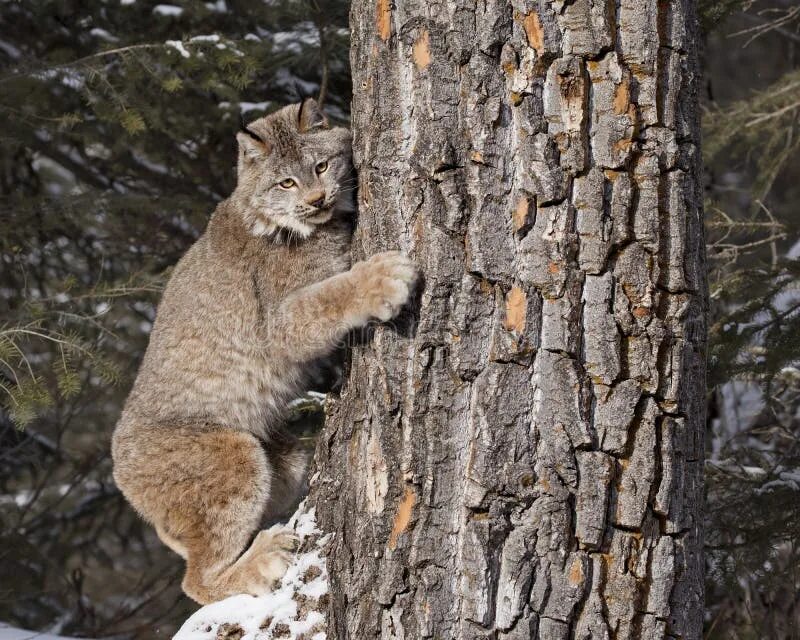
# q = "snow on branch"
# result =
<box><xmin>174</xmin><ymin>501</ymin><xmax>329</xmax><ymax>640</ymax></box>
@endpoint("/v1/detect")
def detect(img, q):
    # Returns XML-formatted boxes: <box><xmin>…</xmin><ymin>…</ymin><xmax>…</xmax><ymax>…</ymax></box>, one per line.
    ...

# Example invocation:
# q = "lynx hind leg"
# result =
<box><xmin>121</xmin><ymin>426</ymin><xmax>294</xmax><ymax>605</ymax></box>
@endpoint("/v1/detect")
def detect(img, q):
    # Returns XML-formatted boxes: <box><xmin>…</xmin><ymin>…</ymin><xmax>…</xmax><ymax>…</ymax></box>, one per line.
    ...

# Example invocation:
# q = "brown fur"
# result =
<box><xmin>111</xmin><ymin>100</ymin><xmax>417</xmax><ymax>604</ymax></box>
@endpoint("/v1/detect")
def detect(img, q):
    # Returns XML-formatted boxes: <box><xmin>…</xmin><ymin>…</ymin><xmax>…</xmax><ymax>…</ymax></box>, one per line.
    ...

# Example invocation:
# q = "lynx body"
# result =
<box><xmin>111</xmin><ymin>100</ymin><xmax>416</xmax><ymax>604</ymax></box>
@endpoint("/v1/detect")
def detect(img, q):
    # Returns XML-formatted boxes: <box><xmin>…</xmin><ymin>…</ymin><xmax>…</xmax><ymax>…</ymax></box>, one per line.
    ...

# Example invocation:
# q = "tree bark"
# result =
<box><xmin>310</xmin><ymin>0</ymin><xmax>706</xmax><ymax>638</ymax></box>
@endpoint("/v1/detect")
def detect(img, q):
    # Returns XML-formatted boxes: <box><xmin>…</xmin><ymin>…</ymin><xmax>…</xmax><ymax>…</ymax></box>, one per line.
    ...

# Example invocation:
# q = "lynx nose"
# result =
<box><xmin>304</xmin><ymin>191</ymin><xmax>326</xmax><ymax>208</ymax></box>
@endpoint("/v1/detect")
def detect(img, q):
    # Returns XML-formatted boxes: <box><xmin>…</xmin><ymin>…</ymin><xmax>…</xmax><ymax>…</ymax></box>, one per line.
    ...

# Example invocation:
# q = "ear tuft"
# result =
<box><xmin>297</xmin><ymin>98</ymin><xmax>329</xmax><ymax>133</ymax></box>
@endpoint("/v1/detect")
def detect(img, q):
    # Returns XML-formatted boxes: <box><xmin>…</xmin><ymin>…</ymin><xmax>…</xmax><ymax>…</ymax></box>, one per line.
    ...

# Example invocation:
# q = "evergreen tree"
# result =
<box><xmin>0</xmin><ymin>1</ymin><xmax>348</xmax><ymax>636</ymax></box>
<box><xmin>701</xmin><ymin>0</ymin><xmax>800</xmax><ymax>636</ymax></box>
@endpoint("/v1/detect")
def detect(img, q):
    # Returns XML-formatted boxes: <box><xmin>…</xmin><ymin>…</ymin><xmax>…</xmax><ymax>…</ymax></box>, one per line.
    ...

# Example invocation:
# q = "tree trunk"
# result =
<box><xmin>310</xmin><ymin>0</ymin><xmax>706</xmax><ymax>638</ymax></box>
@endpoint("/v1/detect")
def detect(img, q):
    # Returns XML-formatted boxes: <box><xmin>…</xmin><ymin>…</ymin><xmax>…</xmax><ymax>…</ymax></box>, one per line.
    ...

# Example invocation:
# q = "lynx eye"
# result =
<box><xmin>314</xmin><ymin>160</ymin><xmax>329</xmax><ymax>175</ymax></box>
<box><xmin>279</xmin><ymin>178</ymin><xmax>296</xmax><ymax>189</ymax></box>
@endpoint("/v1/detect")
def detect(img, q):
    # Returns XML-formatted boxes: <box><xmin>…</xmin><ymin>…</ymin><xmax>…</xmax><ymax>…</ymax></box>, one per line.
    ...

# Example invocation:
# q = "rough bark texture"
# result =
<box><xmin>310</xmin><ymin>0</ymin><xmax>706</xmax><ymax>638</ymax></box>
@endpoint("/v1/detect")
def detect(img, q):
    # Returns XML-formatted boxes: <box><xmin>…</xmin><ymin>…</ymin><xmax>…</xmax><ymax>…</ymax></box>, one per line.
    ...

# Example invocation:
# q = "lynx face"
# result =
<box><xmin>235</xmin><ymin>100</ymin><xmax>354</xmax><ymax>239</ymax></box>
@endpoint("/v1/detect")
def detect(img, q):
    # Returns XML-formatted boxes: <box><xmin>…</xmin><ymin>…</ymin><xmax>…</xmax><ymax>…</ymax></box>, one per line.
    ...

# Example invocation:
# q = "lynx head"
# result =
<box><xmin>234</xmin><ymin>99</ymin><xmax>354</xmax><ymax>239</ymax></box>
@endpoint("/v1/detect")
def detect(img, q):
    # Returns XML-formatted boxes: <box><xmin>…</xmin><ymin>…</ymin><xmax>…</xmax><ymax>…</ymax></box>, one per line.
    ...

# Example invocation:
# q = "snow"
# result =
<box><xmin>0</xmin><ymin>39</ymin><xmax>22</xmax><ymax>59</ymax></box>
<box><xmin>166</xmin><ymin>40</ymin><xmax>191</xmax><ymax>58</ymax></box>
<box><xmin>0</xmin><ymin>623</ymin><xmax>78</xmax><ymax>639</ymax></box>
<box><xmin>714</xmin><ymin>379</ymin><xmax>765</xmax><ymax>456</ymax></box>
<box><xmin>174</xmin><ymin>501</ymin><xmax>329</xmax><ymax>640</ymax></box>
<box><xmin>31</xmin><ymin>155</ymin><xmax>77</xmax><ymax>196</ymax></box>
<box><xmin>94</xmin><ymin>301</ymin><xmax>111</xmax><ymax>315</ymax></box>
<box><xmin>204</xmin><ymin>0</ymin><xmax>227</xmax><ymax>11</ymax></box>
<box><xmin>180</xmin><ymin>34</ymin><xmax>243</xmax><ymax>56</ymax></box>
<box><xmin>781</xmin><ymin>365</ymin><xmax>800</xmax><ymax>378</ymax></box>
<box><xmin>31</xmin><ymin>68</ymin><xmax>84</xmax><ymax>91</ymax></box>
<box><xmin>273</xmin><ymin>68</ymin><xmax>318</xmax><ymax>96</ymax></box>
<box><xmin>131</xmin><ymin>151</ymin><xmax>170</xmax><ymax>175</ymax></box>
<box><xmin>219</xmin><ymin>101</ymin><xmax>273</xmax><ymax>115</ymax></box>
<box><xmin>84</xmin><ymin>142</ymin><xmax>112</xmax><ymax>160</ymax></box>
<box><xmin>0</xmin><ymin>481</ymin><xmax>101</xmax><ymax>508</ymax></box>
<box><xmin>755</xmin><ymin>468</ymin><xmax>800</xmax><ymax>495</ymax></box>
<box><xmin>89</xmin><ymin>28</ymin><xmax>119</xmax><ymax>42</ymax></box>
<box><xmin>189</xmin><ymin>34</ymin><xmax>220</xmax><ymax>44</ymax></box>
<box><xmin>788</xmin><ymin>238</ymin><xmax>800</xmax><ymax>260</ymax></box>
<box><xmin>286</xmin><ymin>391</ymin><xmax>326</xmax><ymax>409</ymax></box>
<box><xmin>271</xmin><ymin>22</ymin><xmax>319</xmax><ymax>54</ymax></box>
<box><xmin>179</xmin><ymin>140</ymin><xmax>200</xmax><ymax>159</ymax></box>
<box><xmin>153</xmin><ymin>4</ymin><xmax>184</xmax><ymax>16</ymax></box>
<box><xmin>240</xmin><ymin>102</ymin><xmax>270</xmax><ymax>114</ymax></box>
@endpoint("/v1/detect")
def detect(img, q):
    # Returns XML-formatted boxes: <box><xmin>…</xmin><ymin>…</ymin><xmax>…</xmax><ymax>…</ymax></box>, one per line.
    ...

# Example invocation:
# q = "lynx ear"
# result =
<box><xmin>297</xmin><ymin>98</ymin><xmax>328</xmax><ymax>133</ymax></box>
<box><xmin>236</xmin><ymin>125</ymin><xmax>270</xmax><ymax>161</ymax></box>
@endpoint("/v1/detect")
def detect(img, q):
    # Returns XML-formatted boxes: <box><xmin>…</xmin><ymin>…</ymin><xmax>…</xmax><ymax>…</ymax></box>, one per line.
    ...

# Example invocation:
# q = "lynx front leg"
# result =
<box><xmin>273</xmin><ymin>251</ymin><xmax>418</xmax><ymax>361</ymax></box>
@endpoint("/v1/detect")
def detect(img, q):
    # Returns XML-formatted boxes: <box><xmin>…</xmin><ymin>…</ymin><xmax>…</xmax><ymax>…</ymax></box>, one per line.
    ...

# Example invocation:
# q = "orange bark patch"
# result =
<box><xmin>614</xmin><ymin>138</ymin><xmax>633</xmax><ymax>153</ymax></box>
<box><xmin>376</xmin><ymin>0</ymin><xmax>391</xmax><ymax>41</ymax></box>
<box><xmin>522</xmin><ymin>11</ymin><xmax>544</xmax><ymax>53</ymax></box>
<box><xmin>632</xmin><ymin>306</ymin><xmax>650</xmax><ymax>318</ymax></box>
<box><xmin>412</xmin><ymin>29</ymin><xmax>431</xmax><ymax>69</ymax></box>
<box><xmin>503</xmin><ymin>286</ymin><xmax>527</xmax><ymax>334</ymax></box>
<box><xmin>513</xmin><ymin>197</ymin><xmax>529</xmax><ymax>231</ymax></box>
<box><xmin>470</xmin><ymin>150</ymin><xmax>485</xmax><ymax>164</ymax></box>
<box><xmin>613</xmin><ymin>76</ymin><xmax>630</xmax><ymax>115</ymax></box>
<box><xmin>548</xmin><ymin>261</ymin><xmax>561</xmax><ymax>274</ymax></box>
<box><xmin>568</xmin><ymin>557</ymin><xmax>584</xmax><ymax>585</ymax></box>
<box><xmin>388</xmin><ymin>486</ymin><xmax>416</xmax><ymax>550</ymax></box>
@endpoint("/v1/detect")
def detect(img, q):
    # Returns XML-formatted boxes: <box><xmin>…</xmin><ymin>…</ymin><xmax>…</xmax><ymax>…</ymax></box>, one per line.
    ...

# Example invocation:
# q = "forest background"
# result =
<box><xmin>0</xmin><ymin>0</ymin><xmax>798</xmax><ymax>638</ymax></box>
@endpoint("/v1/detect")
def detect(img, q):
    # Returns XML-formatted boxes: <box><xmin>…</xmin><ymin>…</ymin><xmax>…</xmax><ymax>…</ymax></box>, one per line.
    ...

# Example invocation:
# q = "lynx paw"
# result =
<box><xmin>248</xmin><ymin>526</ymin><xmax>299</xmax><ymax>590</ymax></box>
<box><xmin>354</xmin><ymin>251</ymin><xmax>418</xmax><ymax>322</ymax></box>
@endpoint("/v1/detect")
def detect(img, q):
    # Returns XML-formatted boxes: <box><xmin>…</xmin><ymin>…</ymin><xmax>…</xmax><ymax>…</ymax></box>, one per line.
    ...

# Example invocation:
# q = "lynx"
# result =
<box><xmin>111</xmin><ymin>99</ymin><xmax>417</xmax><ymax>604</ymax></box>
